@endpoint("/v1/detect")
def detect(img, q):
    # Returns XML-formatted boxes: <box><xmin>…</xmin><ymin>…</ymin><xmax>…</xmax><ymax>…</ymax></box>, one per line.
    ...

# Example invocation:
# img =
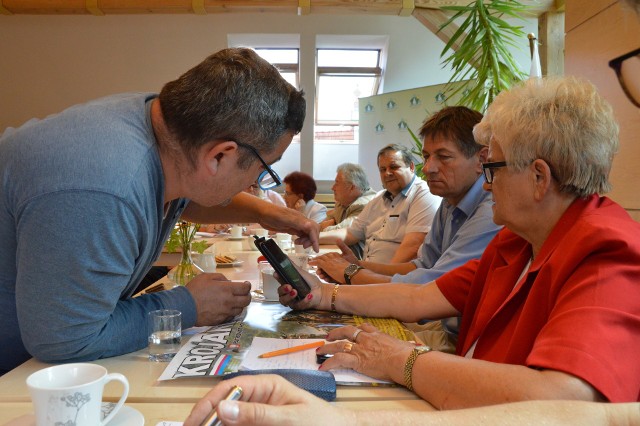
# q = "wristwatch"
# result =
<box><xmin>403</xmin><ymin>345</ymin><xmax>432</xmax><ymax>391</ymax></box>
<box><xmin>343</xmin><ymin>263</ymin><xmax>364</xmax><ymax>284</ymax></box>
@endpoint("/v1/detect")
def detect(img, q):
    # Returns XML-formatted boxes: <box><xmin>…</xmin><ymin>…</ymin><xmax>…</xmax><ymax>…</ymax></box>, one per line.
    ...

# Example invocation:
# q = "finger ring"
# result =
<box><xmin>352</xmin><ymin>328</ymin><xmax>363</xmax><ymax>342</ymax></box>
<box><xmin>344</xmin><ymin>342</ymin><xmax>353</xmax><ymax>353</ymax></box>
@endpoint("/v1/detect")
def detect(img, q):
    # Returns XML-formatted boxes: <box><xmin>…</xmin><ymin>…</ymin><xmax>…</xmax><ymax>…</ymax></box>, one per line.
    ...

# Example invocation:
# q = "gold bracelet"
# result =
<box><xmin>331</xmin><ymin>284</ymin><xmax>339</xmax><ymax>312</ymax></box>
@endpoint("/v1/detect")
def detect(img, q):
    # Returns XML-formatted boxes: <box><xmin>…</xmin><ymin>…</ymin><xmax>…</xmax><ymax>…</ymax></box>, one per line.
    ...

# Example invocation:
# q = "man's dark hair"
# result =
<box><xmin>159</xmin><ymin>48</ymin><xmax>305</xmax><ymax>168</ymax></box>
<box><xmin>377</xmin><ymin>143</ymin><xmax>415</xmax><ymax>167</ymax></box>
<box><xmin>418</xmin><ymin>106</ymin><xmax>483</xmax><ymax>158</ymax></box>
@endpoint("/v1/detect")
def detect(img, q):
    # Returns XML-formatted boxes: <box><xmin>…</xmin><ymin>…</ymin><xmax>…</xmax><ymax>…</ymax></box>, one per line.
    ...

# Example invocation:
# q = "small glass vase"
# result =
<box><xmin>172</xmin><ymin>243</ymin><xmax>203</xmax><ymax>286</ymax></box>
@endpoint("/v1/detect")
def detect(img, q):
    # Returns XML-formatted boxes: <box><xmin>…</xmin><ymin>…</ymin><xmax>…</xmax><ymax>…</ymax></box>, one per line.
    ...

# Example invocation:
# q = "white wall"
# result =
<box><xmin>0</xmin><ymin>12</ymin><xmax>537</xmax><ymax>193</ymax></box>
<box><xmin>0</xmin><ymin>13</ymin><xmax>452</xmax><ymax>131</ymax></box>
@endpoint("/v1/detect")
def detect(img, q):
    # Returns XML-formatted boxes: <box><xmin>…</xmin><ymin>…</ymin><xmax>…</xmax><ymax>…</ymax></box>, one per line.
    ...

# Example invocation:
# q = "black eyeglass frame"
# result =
<box><xmin>234</xmin><ymin>141</ymin><xmax>282</xmax><ymax>190</ymax></box>
<box><xmin>481</xmin><ymin>161</ymin><xmax>508</xmax><ymax>184</ymax></box>
<box><xmin>608</xmin><ymin>47</ymin><xmax>640</xmax><ymax>108</ymax></box>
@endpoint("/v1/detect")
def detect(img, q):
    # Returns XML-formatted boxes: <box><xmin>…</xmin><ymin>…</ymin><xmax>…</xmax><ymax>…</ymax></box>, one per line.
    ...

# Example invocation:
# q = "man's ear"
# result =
<box><xmin>203</xmin><ymin>141</ymin><xmax>239</xmax><ymax>176</ymax></box>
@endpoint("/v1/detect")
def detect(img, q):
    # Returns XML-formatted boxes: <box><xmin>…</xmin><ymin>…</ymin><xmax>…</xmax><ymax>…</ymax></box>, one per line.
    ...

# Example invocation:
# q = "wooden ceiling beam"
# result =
<box><xmin>0</xmin><ymin>0</ymin><xmax>560</xmax><ymax>16</ymax></box>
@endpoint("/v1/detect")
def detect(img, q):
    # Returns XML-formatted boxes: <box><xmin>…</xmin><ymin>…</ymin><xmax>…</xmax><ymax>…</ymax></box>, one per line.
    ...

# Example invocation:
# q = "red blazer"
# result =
<box><xmin>437</xmin><ymin>195</ymin><xmax>640</xmax><ymax>402</ymax></box>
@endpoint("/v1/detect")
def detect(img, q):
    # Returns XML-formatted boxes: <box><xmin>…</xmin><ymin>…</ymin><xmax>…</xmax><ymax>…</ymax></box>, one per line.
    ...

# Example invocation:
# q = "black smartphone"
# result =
<box><xmin>253</xmin><ymin>236</ymin><xmax>311</xmax><ymax>301</ymax></box>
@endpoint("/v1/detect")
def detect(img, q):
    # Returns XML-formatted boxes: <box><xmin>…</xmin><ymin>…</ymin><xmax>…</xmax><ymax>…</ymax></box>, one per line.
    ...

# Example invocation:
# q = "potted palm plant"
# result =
<box><xmin>409</xmin><ymin>0</ymin><xmax>532</xmax><ymax>178</ymax></box>
<box><xmin>439</xmin><ymin>0</ymin><xmax>530</xmax><ymax>111</ymax></box>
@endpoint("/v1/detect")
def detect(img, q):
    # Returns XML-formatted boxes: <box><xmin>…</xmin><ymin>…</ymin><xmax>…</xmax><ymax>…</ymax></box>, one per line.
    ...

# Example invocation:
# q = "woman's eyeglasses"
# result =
<box><xmin>481</xmin><ymin>161</ymin><xmax>507</xmax><ymax>184</ymax></box>
<box><xmin>609</xmin><ymin>47</ymin><xmax>640</xmax><ymax>108</ymax></box>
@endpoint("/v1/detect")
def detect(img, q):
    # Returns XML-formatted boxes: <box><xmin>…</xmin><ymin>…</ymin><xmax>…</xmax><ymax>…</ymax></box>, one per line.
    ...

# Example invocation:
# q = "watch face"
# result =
<box><xmin>345</xmin><ymin>264</ymin><xmax>359</xmax><ymax>276</ymax></box>
<box><xmin>415</xmin><ymin>345</ymin><xmax>432</xmax><ymax>355</ymax></box>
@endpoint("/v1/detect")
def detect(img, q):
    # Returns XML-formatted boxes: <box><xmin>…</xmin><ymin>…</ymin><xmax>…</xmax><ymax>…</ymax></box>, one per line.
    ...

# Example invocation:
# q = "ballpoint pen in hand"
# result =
<box><xmin>199</xmin><ymin>385</ymin><xmax>243</xmax><ymax>426</ymax></box>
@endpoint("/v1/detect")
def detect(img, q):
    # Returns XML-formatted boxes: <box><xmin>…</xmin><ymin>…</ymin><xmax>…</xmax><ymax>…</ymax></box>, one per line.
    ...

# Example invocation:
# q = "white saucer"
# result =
<box><xmin>226</xmin><ymin>236</ymin><xmax>245</xmax><ymax>241</ymax></box>
<box><xmin>6</xmin><ymin>404</ymin><xmax>143</xmax><ymax>426</ymax></box>
<box><xmin>104</xmin><ymin>404</ymin><xmax>144</xmax><ymax>426</ymax></box>
<box><xmin>216</xmin><ymin>260</ymin><xmax>244</xmax><ymax>268</ymax></box>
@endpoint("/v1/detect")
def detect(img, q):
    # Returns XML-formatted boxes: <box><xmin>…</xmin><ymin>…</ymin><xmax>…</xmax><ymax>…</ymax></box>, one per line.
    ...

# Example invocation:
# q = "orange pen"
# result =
<box><xmin>258</xmin><ymin>340</ymin><xmax>325</xmax><ymax>358</ymax></box>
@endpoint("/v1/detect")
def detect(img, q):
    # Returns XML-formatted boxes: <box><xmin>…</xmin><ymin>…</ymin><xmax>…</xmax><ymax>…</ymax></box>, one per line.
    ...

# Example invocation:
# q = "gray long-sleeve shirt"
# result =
<box><xmin>0</xmin><ymin>93</ymin><xmax>197</xmax><ymax>373</ymax></box>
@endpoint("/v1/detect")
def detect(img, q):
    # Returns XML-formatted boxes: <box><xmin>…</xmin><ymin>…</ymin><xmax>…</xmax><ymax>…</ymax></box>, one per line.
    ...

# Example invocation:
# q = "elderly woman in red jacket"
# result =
<box><xmin>277</xmin><ymin>76</ymin><xmax>640</xmax><ymax>407</ymax></box>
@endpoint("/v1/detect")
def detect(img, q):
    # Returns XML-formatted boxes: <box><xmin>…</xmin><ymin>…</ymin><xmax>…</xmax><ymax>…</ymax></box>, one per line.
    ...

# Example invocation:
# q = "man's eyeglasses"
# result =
<box><xmin>234</xmin><ymin>141</ymin><xmax>282</xmax><ymax>190</ymax></box>
<box><xmin>609</xmin><ymin>47</ymin><xmax>640</xmax><ymax>108</ymax></box>
<box><xmin>481</xmin><ymin>161</ymin><xmax>507</xmax><ymax>184</ymax></box>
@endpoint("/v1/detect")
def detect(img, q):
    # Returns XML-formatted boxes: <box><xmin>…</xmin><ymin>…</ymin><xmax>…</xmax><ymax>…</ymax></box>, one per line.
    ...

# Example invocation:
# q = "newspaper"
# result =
<box><xmin>158</xmin><ymin>302</ymin><xmax>414</xmax><ymax>382</ymax></box>
<box><xmin>240</xmin><ymin>337</ymin><xmax>392</xmax><ymax>385</ymax></box>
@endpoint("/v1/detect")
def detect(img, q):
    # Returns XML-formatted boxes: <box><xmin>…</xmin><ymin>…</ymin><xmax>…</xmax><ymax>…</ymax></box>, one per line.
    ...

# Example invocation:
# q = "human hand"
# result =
<box><xmin>313</xmin><ymin>266</ymin><xmax>339</xmax><ymax>283</ymax></box>
<box><xmin>319</xmin><ymin>218</ymin><xmax>336</xmax><ymax>231</ymax></box>
<box><xmin>200</xmin><ymin>224</ymin><xmax>231</xmax><ymax>233</ymax></box>
<box><xmin>309</xmin><ymin>252</ymin><xmax>350</xmax><ymax>284</ymax></box>
<box><xmin>186</xmin><ymin>274</ymin><xmax>251</xmax><ymax>325</ymax></box>
<box><xmin>184</xmin><ymin>374</ymin><xmax>354</xmax><ymax>426</ymax></box>
<box><xmin>294</xmin><ymin>199</ymin><xmax>306</xmax><ymax>211</ymax></box>
<box><xmin>335</xmin><ymin>239</ymin><xmax>359</xmax><ymax>264</ymax></box>
<box><xmin>257</xmin><ymin>204</ymin><xmax>320</xmax><ymax>252</ymax></box>
<box><xmin>275</xmin><ymin>266</ymin><xmax>328</xmax><ymax>311</ymax></box>
<box><xmin>317</xmin><ymin>324</ymin><xmax>414</xmax><ymax>383</ymax></box>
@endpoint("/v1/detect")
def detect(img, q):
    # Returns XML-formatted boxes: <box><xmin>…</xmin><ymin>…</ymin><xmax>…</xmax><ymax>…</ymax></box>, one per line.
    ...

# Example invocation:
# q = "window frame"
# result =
<box><xmin>315</xmin><ymin>48</ymin><xmax>382</xmax><ymax>126</ymax></box>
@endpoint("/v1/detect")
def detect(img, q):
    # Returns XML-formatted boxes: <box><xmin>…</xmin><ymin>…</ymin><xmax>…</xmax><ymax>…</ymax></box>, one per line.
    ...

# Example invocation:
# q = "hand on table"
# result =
<box><xmin>186</xmin><ymin>273</ymin><xmax>251</xmax><ymax>325</ymax></box>
<box><xmin>184</xmin><ymin>374</ymin><xmax>353</xmax><ymax>426</ymax></box>
<box><xmin>200</xmin><ymin>224</ymin><xmax>231</xmax><ymax>233</ymax></box>
<box><xmin>335</xmin><ymin>239</ymin><xmax>360</xmax><ymax>264</ymax></box>
<box><xmin>318</xmin><ymin>217</ymin><xmax>336</xmax><ymax>231</ymax></box>
<box><xmin>309</xmin><ymin>252</ymin><xmax>350</xmax><ymax>284</ymax></box>
<box><xmin>317</xmin><ymin>324</ymin><xmax>414</xmax><ymax>384</ymax></box>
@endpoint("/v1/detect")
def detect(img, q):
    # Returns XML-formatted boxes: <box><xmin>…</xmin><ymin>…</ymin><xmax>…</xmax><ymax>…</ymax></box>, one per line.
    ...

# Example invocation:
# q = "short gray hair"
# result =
<box><xmin>377</xmin><ymin>143</ymin><xmax>415</xmax><ymax>168</ymax></box>
<box><xmin>159</xmin><ymin>48</ymin><xmax>305</xmax><ymax>168</ymax></box>
<box><xmin>336</xmin><ymin>163</ymin><xmax>370</xmax><ymax>193</ymax></box>
<box><xmin>481</xmin><ymin>76</ymin><xmax>619</xmax><ymax>197</ymax></box>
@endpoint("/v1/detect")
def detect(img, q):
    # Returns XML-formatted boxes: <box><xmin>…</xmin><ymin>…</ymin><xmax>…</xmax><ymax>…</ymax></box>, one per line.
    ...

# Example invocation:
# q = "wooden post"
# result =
<box><xmin>538</xmin><ymin>11</ymin><xmax>565</xmax><ymax>76</ymax></box>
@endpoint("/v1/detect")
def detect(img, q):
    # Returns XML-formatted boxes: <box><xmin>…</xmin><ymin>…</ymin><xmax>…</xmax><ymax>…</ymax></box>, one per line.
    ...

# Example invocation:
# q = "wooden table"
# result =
<box><xmin>0</xmin><ymin>399</ymin><xmax>434</xmax><ymax>424</ymax></box>
<box><xmin>0</xmin><ymin>237</ymin><xmax>435</xmax><ymax>424</ymax></box>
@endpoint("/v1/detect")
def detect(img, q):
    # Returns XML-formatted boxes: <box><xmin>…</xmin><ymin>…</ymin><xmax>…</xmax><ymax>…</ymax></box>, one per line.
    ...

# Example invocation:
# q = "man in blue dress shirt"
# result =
<box><xmin>312</xmin><ymin>106</ymin><xmax>502</xmax><ymax>347</ymax></box>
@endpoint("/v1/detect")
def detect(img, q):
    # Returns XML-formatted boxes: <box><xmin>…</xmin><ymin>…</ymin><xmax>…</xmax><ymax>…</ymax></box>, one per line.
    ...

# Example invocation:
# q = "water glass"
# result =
<box><xmin>259</xmin><ymin>263</ymin><xmax>279</xmax><ymax>301</ymax></box>
<box><xmin>148</xmin><ymin>309</ymin><xmax>182</xmax><ymax>362</ymax></box>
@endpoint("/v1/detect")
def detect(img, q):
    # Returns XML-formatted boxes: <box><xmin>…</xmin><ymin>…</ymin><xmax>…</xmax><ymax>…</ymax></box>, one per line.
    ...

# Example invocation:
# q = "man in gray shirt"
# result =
<box><xmin>0</xmin><ymin>48</ymin><xmax>317</xmax><ymax>375</ymax></box>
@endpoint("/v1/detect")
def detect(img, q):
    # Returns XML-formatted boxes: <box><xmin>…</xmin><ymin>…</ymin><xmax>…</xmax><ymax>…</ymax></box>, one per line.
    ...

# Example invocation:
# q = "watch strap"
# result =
<box><xmin>343</xmin><ymin>264</ymin><xmax>363</xmax><ymax>285</ymax></box>
<box><xmin>403</xmin><ymin>346</ymin><xmax>432</xmax><ymax>391</ymax></box>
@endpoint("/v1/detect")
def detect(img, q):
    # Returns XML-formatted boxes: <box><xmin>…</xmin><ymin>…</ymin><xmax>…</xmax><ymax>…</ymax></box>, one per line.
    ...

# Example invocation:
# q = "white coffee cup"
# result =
<box><xmin>243</xmin><ymin>236</ymin><xmax>259</xmax><ymax>251</ymax></box>
<box><xmin>261</xmin><ymin>268</ymin><xmax>279</xmax><ymax>301</ymax></box>
<box><xmin>289</xmin><ymin>253</ymin><xmax>308</xmax><ymax>270</ymax></box>
<box><xmin>253</xmin><ymin>228</ymin><xmax>269</xmax><ymax>238</ymax></box>
<box><xmin>27</xmin><ymin>363</ymin><xmax>129</xmax><ymax>426</ymax></box>
<box><xmin>275</xmin><ymin>233</ymin><xmax>292</xmax><ymax>251</ymax></box>
<box><xmin>230</xmin><ymin>225</ymin><xmax>243</xmax><ymax>239</ymax></box>
<box><xmin>193</xmin><ymin>248</ymin><xmax>217</xmax><ymax>272</ymax></box>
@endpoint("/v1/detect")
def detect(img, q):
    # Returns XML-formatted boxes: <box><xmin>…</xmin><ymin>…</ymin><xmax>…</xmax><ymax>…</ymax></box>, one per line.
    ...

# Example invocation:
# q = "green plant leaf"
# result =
<box><xmin>191</xmin><ymin>240</ymin><xmax>209</xmax><ymax>254</ymax></box>
<box><xmin>438</xmin><ymin>0</ymin><xmax>530</xmax><ymax>112</ymax></box>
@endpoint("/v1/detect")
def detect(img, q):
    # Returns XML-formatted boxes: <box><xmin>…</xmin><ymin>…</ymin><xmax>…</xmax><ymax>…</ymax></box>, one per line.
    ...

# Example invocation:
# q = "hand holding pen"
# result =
<box><xmin>184</xmin><ymin>375</ymin><xmax>349</xmax><ymax>426</ymax></box>
<box><xmin>198</xmin><ymin>386</ymin><xmax>243</xmax><ymax>426</ymax></box>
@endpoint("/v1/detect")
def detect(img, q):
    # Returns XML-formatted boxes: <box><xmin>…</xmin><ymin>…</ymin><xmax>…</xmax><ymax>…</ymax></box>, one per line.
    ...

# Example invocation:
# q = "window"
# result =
<box><xmin>316</xmin><ymin>49</ymin><xmax>381</xmax><ymax>125</ymax></box>
<box><xmin>313</xmin><ymin>48</ymin><xmax>382</xmax><ymax>180</ymax></box>
<box><xmin>228</xmin><ymin>35</ymin><xmax>387</xmax><ymax>183</ymax></box>
<box><xmin>252</xmin><ymin>47</ymin><xmax>302</xmax><ymax>180</ymax></box>
<box><xmin>254</xmin><ymin>48</ymin><xmax>300</xmax><ymax>89</ymax></box>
